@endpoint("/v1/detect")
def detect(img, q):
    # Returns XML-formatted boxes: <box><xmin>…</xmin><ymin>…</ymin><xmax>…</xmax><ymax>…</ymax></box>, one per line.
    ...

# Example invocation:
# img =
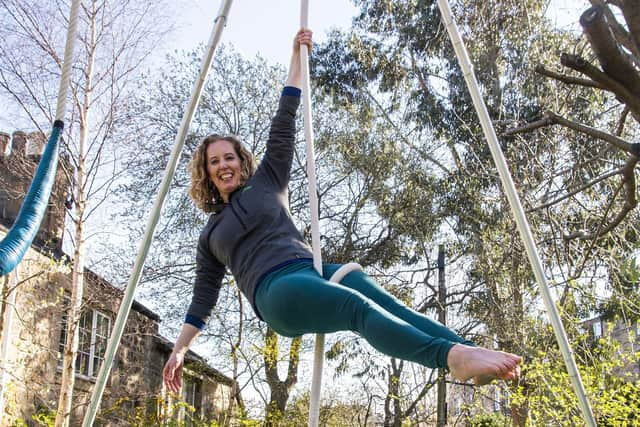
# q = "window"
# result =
<box><xmin>175</xmin><ymin>373</ymin><xmax>202</xmax><ymax>426</ymax></box>
<box><xmin>59</xmin><ymin>296</ymin><xmax>111</xmax><ymax>379</ymax></box>
<box><xmin>182</xmin><ymin>375</ymin><xmax>199</xmax><ymax>408</ymax></box>
<box><xmin>592</xmin><ymin>320</ymin><xmax>602</xmax><ymax>339</ymax></box>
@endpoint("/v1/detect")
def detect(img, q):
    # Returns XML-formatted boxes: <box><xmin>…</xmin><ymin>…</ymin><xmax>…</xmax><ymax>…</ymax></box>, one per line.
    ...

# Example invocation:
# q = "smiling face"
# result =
<box><xmin>206</xmin><ymin>139</ymin><xmax>243</xmax><ymax>203</ymax></box>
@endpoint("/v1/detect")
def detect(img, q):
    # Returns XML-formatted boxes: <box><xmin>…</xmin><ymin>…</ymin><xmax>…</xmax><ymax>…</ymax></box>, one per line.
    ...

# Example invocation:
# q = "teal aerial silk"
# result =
<box><xmin>0</xmin><ymin>120</ymin><xmax>63</xmax><ymax>276</ymax></box>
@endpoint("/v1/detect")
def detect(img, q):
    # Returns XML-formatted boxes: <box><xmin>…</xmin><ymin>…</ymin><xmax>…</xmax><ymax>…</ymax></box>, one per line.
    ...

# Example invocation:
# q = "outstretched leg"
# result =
<box><xmin>321</xmin><ymin>264</ymin><xmax>522</xmax><ymax>383</ymax></box>
<box><xmin>256</xmin><ymin>262</ymin><xmax>455</xmax><ymax>368</ymax></box>
<box><xmin>255</xmin><ymin>261</ymin><xmax>522</xmax><ymax>381</ymax></box>
<box><xmin>322</xmin><ymin>264</ymin><xmax>474</xmax><ymax>346</ymax></box>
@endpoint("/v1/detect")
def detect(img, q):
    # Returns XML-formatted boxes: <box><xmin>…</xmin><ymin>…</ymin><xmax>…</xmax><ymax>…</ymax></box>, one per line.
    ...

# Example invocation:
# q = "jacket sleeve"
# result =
<box><xmin>185</xmin><ymin>235</ymin><xmax>226</xmax><ymax>330</ymax></box>
<box><xmin>259</xmin><ymin>86</ymin><xmax>301</xmax><ymax>191</ymax></box>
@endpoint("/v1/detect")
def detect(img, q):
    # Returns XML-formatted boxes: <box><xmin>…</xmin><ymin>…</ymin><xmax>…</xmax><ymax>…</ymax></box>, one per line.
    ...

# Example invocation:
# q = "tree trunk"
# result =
<box><xmin>223</xmin><ymin>287</ymin><xmax>243</xmax><ymax>427</ymax></box>
<box><xmin>265</xmin><ymin>386</ymin><xmax>289</xmax><ymax>426</ymax></box>
<box><xmin>511</xmin><ymin>380</ymin><xmax>529</xmax><ymax>427</ymax></box>
<box><xmin>508</xmin><ymin>249</ymin><xmax>528</xmax><ymax>426</ymax></box>
<box><xmin>436</xmin><ymin>246</ymin><xmax>447</xmax><ymax>427</ymax></box>
<box><xmin>55</xmin><ymin>2</ymin><xmax>95</xmax><ymax>425</ymax></box>
<box><xmin>263</xmin><ymin>327</ymin><xmax>300</xmax><ymax>426</ymax></box>
<box><xmin>383</xmin><ymin>359</ymin><xmax>403</xmax><ymax>427</ymax></box>
<box><xmin>55</xmin><ymin>202</ymin><xmax>85</xmax><ymax>427</ymax></box>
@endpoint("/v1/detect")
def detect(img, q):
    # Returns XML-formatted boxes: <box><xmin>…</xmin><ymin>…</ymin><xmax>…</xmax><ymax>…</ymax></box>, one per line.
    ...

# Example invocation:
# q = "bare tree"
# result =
<box><xmin>507</xmin><ymin>1</ymin><xmax>640</xmax><ymax>242</ymax></box>
<box><xmin>0</xmin><ymin>0</ymin><xmax>169</xmax><ymax>425</ymax></box>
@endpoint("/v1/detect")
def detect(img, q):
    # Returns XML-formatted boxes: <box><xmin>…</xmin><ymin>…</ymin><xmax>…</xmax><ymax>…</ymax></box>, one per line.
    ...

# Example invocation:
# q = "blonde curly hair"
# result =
<box><xmin>188</xmin><ymin>134</ymin><xmax>256</xmax><ymax>213</ymax></box>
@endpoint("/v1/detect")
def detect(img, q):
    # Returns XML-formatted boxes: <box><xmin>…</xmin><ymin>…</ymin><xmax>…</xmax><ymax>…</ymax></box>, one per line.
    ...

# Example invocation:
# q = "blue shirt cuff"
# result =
<box><xmin>282</xmin><ymin>86</ymin><xmax>301</xmax><ymax>97</ymax></box>
<box><xmin>185</xmin><ymin>314</ymin><xmax>205</xmax><ymax>330</ymax></box>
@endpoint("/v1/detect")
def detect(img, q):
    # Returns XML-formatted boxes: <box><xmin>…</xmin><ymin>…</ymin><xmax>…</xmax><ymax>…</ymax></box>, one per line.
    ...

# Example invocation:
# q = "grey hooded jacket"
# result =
<box><xmin>185</xmin><ymin>87</ymin><xmax>313</xmax><ymax>329</ymax></box>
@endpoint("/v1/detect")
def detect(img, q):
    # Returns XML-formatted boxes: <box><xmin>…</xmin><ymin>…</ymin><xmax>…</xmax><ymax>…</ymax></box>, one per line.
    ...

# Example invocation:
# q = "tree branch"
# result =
<box><xmin>363</xmin><ymin>88</ymin><xmax>451</xmax><ymax>174</ymax></box>
<box><xmin>588</xmin><ymin>0</ymin><xmax>640</xmax><ymax>64</ymax></box>
<box><xmin>505</xmin><ymin>110</ymin><xmax>636</xmax><ymax>154</ymax></box>
<box><xmin>619</xmin><ymin>0</ymin><xmax>640</xmax><ymax>55</ymax></box>
<box><xmin>580</xmin><ymin>5</ymin><xmax>640</xmax><ymax>97</ymax></box>
<box><xmin>534</xmin><ymin>64</ymin><xmax>605</xmax><ymax>89</ymax></box>
<box><xmin>616</xmin><ymin>106</ymin><xmax>630</xmax><ymax>136</ymax></box>
<box><xmin>529</xmin><ymin>167</ymin><xmax>622</xmax><ymax>213</ymax></box>
<box><xmin>561</xmin><ymin>53</ymin><xmax>640</xmax><ymax>120</ymax></box>
<box><xmin>284</xmin><ymin>336</ymin><xmax>301</xmax><ymax>389</ymax></box>
<box><xmin>564</xmin><ymin>155</ymin><xmax>638</xmax><ymax>241</ymax></box>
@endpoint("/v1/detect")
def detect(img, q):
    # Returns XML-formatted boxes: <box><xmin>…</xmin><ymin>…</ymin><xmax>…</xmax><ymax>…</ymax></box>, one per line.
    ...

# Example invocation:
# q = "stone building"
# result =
<box><xmin>0</xmin><ymin>131</ymin><xmax>240</xmax><ymax>425</ymax></box>
<box><xmin>581</xmin><ymin>314</ymin><xmax>640</xmax><ymax>377</ymax></box>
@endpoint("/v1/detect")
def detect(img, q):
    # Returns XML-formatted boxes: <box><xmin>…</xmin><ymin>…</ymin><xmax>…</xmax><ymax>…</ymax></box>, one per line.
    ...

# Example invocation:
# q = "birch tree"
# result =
<box><xmin>0</xmin><ymin>0</ymin><xmax>169</xmax><ymax>425</ymax></box>
<box><xmin>507</xmin><ymin>0</ymin><xmax>640</xmax><ymax>315</ymax></box>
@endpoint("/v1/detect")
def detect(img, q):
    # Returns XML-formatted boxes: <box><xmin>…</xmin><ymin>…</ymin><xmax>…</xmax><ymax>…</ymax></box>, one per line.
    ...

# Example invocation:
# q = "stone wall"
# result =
<box><xmin>0</xmin><ymin>229</ymin><xmax>72</xmax><ymax>424</ymax></box>
<box><xmin>152</xmin><ymin>336</ymin><xmax>240</xmax><ymax>423</ymax></box>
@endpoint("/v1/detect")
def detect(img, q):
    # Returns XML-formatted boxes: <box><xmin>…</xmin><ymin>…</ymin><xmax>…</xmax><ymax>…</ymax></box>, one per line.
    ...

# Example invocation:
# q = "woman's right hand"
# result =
<box><xmin>162</xmin><ymin>323</ymin><xmax>200</xmax><ymax>392</ymax></box>
<box><xmin>163</xmin><ymin>352</ymin><xmax>185</xmax><ymax>393</ymax></box>
<box><xmin>293</xmin><ymin>28</ymin><xmax>313</xmax><ymax>54</ymax></box>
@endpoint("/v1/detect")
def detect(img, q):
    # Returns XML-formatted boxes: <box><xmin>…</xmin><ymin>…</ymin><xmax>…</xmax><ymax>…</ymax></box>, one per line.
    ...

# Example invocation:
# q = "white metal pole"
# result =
<box><xmin>81</xmin><ymin>1</ymin><xmax>234</xmax><ymax>425</ymax></box>
<box><xmin>435</xmin><ymin>1</ymin><xmax>596</xmax><ymax>425</ymax></box>
<box><xmin>299</xmin><ymin>2</ymin><xmax>325</xmax><ymax>426</ymax></box>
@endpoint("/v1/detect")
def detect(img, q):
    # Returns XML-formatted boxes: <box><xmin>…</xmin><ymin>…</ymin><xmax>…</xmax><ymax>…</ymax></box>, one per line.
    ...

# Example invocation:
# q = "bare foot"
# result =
<box><xmin>474</xmin><ymin>364</ymin><xmax>521</xmax><ymax>385</ymax></box>
<box><xmin>447</xmin><ymin>344</ymin><xmax>522</xmax><ymax>385</ymax></box>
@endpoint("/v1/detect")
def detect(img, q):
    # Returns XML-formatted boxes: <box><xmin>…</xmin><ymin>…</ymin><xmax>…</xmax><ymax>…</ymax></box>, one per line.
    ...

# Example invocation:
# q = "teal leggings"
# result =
<box><xmin>254</xmin><ymin>261</ymin><xmax>474</xmax><ymax>369</ymax></box>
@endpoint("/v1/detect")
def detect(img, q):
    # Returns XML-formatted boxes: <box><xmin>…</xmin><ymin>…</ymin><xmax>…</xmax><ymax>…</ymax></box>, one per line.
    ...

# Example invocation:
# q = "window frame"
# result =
<box><xmin>58</xmin><ymin>295</ymin><xmax>111</xmax><ymax>380</ymax></box>
<box><xmin>162</xmin><ymin>367</ymin><xmax>203</xmax><ymax>425</ymax></box>
<box><xmin>592</xmin><ymin>319</ymin><xmax>602</xmax><ymax>339</ymax></box>
<box><xmin>181</xmin><ymin>371</ymin><xmax>203</xmax><ymax>425</ymax></box>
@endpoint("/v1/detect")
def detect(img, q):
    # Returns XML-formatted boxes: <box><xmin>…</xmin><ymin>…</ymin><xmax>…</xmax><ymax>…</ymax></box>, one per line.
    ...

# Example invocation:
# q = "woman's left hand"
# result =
<box><xmin>286</xmin><ymin>28</ymin><xmax>313</xmax><ymax>88</ymax></box>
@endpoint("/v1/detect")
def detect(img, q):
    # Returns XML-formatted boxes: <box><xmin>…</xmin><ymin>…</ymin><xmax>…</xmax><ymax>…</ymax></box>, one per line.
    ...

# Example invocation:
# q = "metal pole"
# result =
<box><xmin>298</xmin><ymin>2</ymin><xmax>326</xmax><ymax>426</ymax></box>
<box><xmin>81</xmin><ymin>1</ymin><xmax>234</xmax><ymax>425</ymax></box>
<box><xmin>436</xmin><ymin>245</ymin><xmax>447</xmax><ymax>427</ymax></box>
<box><xmin>435</xmin><ymin>1</ymin><xmax>596</xmax><ymax>425</ymax></box>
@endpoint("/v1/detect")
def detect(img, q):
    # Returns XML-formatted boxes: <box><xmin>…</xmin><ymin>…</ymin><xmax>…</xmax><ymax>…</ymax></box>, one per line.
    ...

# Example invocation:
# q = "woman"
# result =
<box><xmin>163</xmin><ymin>29</ymin><xmax>522</xmax><ymax>393</ymax></box>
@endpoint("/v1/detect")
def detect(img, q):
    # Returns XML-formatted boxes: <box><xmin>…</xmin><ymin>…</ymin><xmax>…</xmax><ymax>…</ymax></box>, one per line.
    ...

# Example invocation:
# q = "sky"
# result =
<box><xmin>0</xmin><ymin>0</ymin><xmax>359</xmax><ymax>130</ymax></box>
<box><xmin>169</xmin><ymin>0</ymin><xmax>360</xmax><ymax>66</ymax></box>
<box><xmin>166</xmin><ymin>0</ymin><xmax>590</xmax><ymax>66</ymax></box>
<box><xmin>0</xmin><ymin>0</ymin><xmax>591</xmax><ymax>130</ymax></box>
